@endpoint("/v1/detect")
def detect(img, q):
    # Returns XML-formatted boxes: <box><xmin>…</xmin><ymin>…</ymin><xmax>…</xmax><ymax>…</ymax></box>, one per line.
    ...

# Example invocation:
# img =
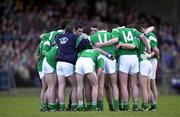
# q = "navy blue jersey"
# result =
<box><xmin>55</xmin><ymin>32</ymin><xmax>78</xmax><ymax>65</ymax></box>
<box><xmin>55</xmin><ymin>32</ymin><xmax>91</xmax><ymax>65</ymax></box>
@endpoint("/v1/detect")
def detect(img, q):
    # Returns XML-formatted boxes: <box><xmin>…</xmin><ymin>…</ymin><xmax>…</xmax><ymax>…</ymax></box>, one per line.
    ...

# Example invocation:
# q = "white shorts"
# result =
<box><xmin>118</xmin><ymin>55</ymin><xmax>139</xmax><ymax>74</ymax></box>
<box><xmin>42</xmin><ymin>58</ymin><xmax>55</xmax><ymax>74</ymax></box>
<box><xmin>102</xmin><ymin>55</ymin><xmax>116</xmax><ymax>74</ymax></box>
<box><xmin>149</xmin><ymin>58</ymin><xmax>158</xmax><ymax>79</ymax></box>
<box><xmin>38</xmin><ymin>71</ymin><xmax>45</xmax><ymax>79</ymax></box>
<box><xmin>75</xmin><ymin>57</ymin><xmax>95</xmax><ymax>75</ymax></box>
<box><xmin>56</xmin><ymin>61</ymin><xmax>74</xmax><ymax>77</ymax></box>
<box><xmin>140</xmin><ymin>60</ymin><xmax>152</xmax><ymax>78</ymax></box>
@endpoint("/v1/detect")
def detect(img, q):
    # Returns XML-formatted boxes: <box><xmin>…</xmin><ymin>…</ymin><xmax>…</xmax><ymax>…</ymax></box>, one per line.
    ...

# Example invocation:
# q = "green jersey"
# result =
<box><xmin>37</xmin><ymin>30</ymin><xmax>64</xmax><ymax>71</ymax></box>
<box><xmin>137</xmin><ymin>37</ymin><xmax>152</xmax><ymax>61</ymax></box>
<box><xmin>79</xmin><ymin>49</ymin><xmax>104</xmax><ymax>69</ymax></box>
<box><xmin>46</xmin><ymin>45</ymin><xmax>58</xmax><ymax>69</ymax></box>
<box><xmin>37</xmin><ymin>38</ymin><xmax>51</xmax><ymax>72</ymax></box>
<box><xmin>49</xmin><ymin>30</ymin><xmax>65</xmax><ymax>44</ymax></box>
<box><xmin>112</xmin><ymin>27</ymin><xmax>141</xmax><ymax>56</ymax></box>
<box><xmin>146</xmin><ymin>32</ymin><xmax>158</xmax><ymax>59</ymax></box>
<box><xmin>90</xmin><ymin>31</ymin><xmax>116</xmax><ymax>56</ymax></box>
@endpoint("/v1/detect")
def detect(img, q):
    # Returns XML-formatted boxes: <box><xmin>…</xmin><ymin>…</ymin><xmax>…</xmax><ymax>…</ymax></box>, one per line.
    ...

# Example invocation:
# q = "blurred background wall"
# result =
<box><xmin>0</xmin><ymin>0</ymin><xmax>180</xmax><ymax>94</ymax></box>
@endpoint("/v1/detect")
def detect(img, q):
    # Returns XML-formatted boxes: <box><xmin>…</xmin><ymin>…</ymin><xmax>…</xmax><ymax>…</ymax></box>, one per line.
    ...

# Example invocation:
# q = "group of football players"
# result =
<box><xmin>36</xmin><ymin>20</ymin><xmax>159</xmax><ymax>112</ymax></box>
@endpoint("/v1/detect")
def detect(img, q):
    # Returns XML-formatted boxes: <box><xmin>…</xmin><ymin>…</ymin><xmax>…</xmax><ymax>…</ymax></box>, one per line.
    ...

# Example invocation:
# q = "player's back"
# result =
<box><xmin>117</xmin><ymin>27</ymin><xmax>141</xmax><ymax>56</ymax></box>
<box><xmin>90</xmin><ymin>31</ymin><xmax>116</xmax><ymax>56</ymax></box>
<box><xmin>55</xmin><ymin>32</ymin><xmax>79</xmax><ymax>65</ymax></box>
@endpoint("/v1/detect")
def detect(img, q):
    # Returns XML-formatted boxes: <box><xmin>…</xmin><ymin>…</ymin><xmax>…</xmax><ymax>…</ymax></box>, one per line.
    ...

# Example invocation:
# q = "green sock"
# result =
<box><xmin>142</xmin><ymin>103</ymin><xmax>148</xmax><ymax>110</ymax></box>
<box><xmin>132</xmin><ymin>102</ymin><xmax>138</xmax><ymax>110</ymax></box>
<box><xmin>86</xmin><ymin>102</ymin><xmax>92</xmax><ymax>110</ymax></box>
<box><xmin>108</xmin><ymin>102</ymin><xmax>114</xmax><ymax>111</ymax></box>
<box><xmin>151</xmin><ymin>103</ymin><xmax>157</xmax><ymax>109</ymax></box>
<box><xmin>59</xmin><ymin>103</ymin><xmax>65</xmax><ymax>111</ymax></box>
<box><xmin>49</xmin><ymin>103</ymin><xmax>57</xmax><ymax>111</ymax></box>
<box><xmin>42</xmin><ymin>103</ymin><xmax>48</xmax><ymax>107</ymax></box>
<box><xmin>71</xmin><ymin>103</ymin><xmax>78</xmax><ymax>111</ymax></box>
<box><xmin>79</xmin><ymin>105</ymin><xmax>84</xmax><ymax>111</ymax></box>
<box><xmin>97</xmin><ymin>100</ymin><xmax>103</xmax><ymax>110</ymax></box>
<box><xmin>119</xmin><ymin>100</ymin><xmax>123</xmax><ymax>110</ymax></box>
<box><xmin>91</xmin><ymin>102</ymin><xmax>97</xmax><ymax>111</ymax></box>
<box><xmin>114</xmin><ymin>100</ymin><xmax>119</xmax><ymax>110</ymax></box>
<box><xmin>40</xmin><ymin>103</ymin><xmax>48</xmax><ymax>111</ymax></box>
<box><xmin>123</xmin><ymin>101</ymin><xmax>129</xmax><ymax>111</ymax></box>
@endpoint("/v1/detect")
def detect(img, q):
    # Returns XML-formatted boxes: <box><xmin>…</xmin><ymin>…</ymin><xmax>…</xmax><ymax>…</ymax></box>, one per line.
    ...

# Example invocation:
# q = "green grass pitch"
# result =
<box><xmin>0</xmin><ymin>95</ymin><xmax>180</xmax><ymax>117</ymax></box>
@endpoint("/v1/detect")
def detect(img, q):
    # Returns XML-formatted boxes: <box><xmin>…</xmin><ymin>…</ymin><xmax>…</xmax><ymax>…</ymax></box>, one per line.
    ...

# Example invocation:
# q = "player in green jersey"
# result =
<box><xmin>135</xmin><ymin>21</ymin><xmax>159</xmax><ymax>111</ymax></box>
<box><xmin>42</xmin><ymin>30</ymin><xmax>64</xmax><ymax>112</ymax></box>
<box><xmin>95</xmin><ymin>25</ymin><xmax>154</xmax><ymax>111</ymax></box>
<box><xmin>90</xmin><ymin>23</ymin><xmax>119</xmax><ymax>111</ymax></box>
<box><xmin>148</xmin><ymin>32</ymin><xmax>159</xmax><ymax>111</ymax></box>
<box><xmin>75</xmin><ymin>49</ymin><xmax>104</xmax><ymax>111</ymax></box>
<box><xmin>43</xmin><ymin>45</ymin><xmax>58</xmax><ymax>111</ymax></box>
<box><xmin>133</xmin><ymin>21</ymin><xmax>159</xmax><ymax>111</ymax></box>
<box><xmin>37</xmin><ymin>33</ymin><xmax>51</xmax><ymax>111</ymax></box>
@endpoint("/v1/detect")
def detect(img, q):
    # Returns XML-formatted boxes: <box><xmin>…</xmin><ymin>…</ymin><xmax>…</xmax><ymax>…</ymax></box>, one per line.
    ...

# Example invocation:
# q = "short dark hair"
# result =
<box><xmin>75</xmin><ymin>23</ymin><xmax>83</xmax><ymax>30</ymax></box>
<box><xmin>90</xmin><ymin>22</ymin><xmax>98</xmax><ymax>28</ymax></box>
<box><xmin>65</xmin><ymin>23</ymin><xmax>75</xmax><ymax>32</ymax></box>
<box><xmin>129</xmin><ymin>20</ymin><xmax>148</xmax><ymax>31</ymax></box>
<box><xmin>83</xmin><ymin>26</ymin><xmax>91</xmax><ymax>35</ymax></box>
<box><xmin>98</xmin><ymin>23</ymin><xmax>107</xmax><ymax>30</ymax></box>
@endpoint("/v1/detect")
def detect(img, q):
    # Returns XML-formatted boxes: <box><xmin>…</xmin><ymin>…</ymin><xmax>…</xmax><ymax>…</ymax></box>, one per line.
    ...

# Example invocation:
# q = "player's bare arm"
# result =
<box><xmin>120</xmin><ymin>43</ymin><xmax>136</xmax><ymax>49</ymax></box>
<box><xmin>139</xmin><ymin>26</ymin><xmax>155</xmax><ymax>54</ymax></box>
<box><xmin>94</xmin><ymin>38</ymin><xmax>118</xmax><ymax>48</ymax></box>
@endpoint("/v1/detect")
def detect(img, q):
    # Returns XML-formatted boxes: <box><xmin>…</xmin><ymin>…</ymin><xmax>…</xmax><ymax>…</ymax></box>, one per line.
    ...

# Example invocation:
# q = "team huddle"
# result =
<box><xmin>36</xmin><ymin>20</ymin><xmax>159</xmax><ymax>112</ymax></box>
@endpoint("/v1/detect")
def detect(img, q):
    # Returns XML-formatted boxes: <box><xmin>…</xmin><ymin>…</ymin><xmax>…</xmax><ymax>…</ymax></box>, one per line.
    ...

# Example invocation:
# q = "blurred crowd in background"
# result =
<box><xmin>0</xmin><ymin>0</ymin><xmax>180</xmax><ymax>93</ymax></box>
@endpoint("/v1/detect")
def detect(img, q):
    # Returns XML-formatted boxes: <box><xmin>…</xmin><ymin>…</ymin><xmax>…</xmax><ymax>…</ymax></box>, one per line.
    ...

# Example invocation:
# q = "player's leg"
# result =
<box><xmin>97</xmin><ymin>72</ymin><xmax>104</xmax><ymax>111</ymax></box>
<box><xmin>46</xmin><ymin>73</ymin><xmax>57</xmax><ymax>111</ymax></box>
<box><xmin>67</xmin><ymin>74</ymin><xmax>78</xmax><ymax>111</ymax></box>
<box><xmin>129</xmin><ymin>55</ymin><xmax>139</xmax><ymax>111</ymax></box>
<box><xmin>150</xmin><ymin>79</ymin><xmax>158</xmax><ymax>111</ymax></box>
<box><xmin>56</xmin><ymin>62</ymin><xmax>66</xmax><ymax>111</ymax></box>
<box><xmin>118</xmin><ymin>55</ymin><xmax>130</xmax><ymax>111</ymax></box>
<box><xmin>44</xmin><ymin>58</ymin><xmax>58</xmax><ymax>111</ymax></box>
<box><xmin>139</xmin><ymin>60</ymin><xmax>152</xmax><ymax>111</ymax></box>
<box><xmin>129</xmin><ymin>73</ymin><xmax>139</xmax><ymax>111</ymax></box>
<box><xmin>86</xmin><ymin>72</ymin><xmax>98</xmax><ymax>111</ymax></box>
<box><xmin>76</xmin><ymin>73</ymin><xmax>84</xmax><ymax>111</ymax></box>
<box><xmin>149</xmin><ymin>59</ymin><xmax>158</xmax><ymax>111</ymax></box>
<box><xmin>109</xmin><ymin>73</ymin><xmax>119</xmax><ymax>111</ymax></box>
<box><xmin>147</xmin><ymin>78</ymin><xmax>153</xmax><ymax>103</ymax></box>
<box><xmin>119</xmin><ymin>71</ymin><xmax>129</xmax><ymax>111</ymax></box>
<box><xmin>139</xmin><ymin>74</ymin><xmax>149</xmax><ymax>111</ymax></box>
<box><xmin>117</xmin><ymin>74</ymin><xmax>123</xmax><ymax>111</ymax></box>
<box><xmin>84</xmin><ymin>77</ymin><xmax>92</xmax><ymax>110</ymax></box>
<box><xmin>40</xmin><ymin>75</ymin><xmax>48</xmax><ymax>111</ymax></box>
<box><xmin>104</xmin><ymin>77</ymin><xmax>113</xmax><ymax>111</ymax></box>
<box><xmin>40</xmin><ymin>59</ymin><xmax>49</xmax><ymax>112</ymax></box>
<box><xmin>105</xmin><ymin>58</ymin><xmax>119</xmax><ymax>111</ymax></box>
<box><xmin>57</xmin><ymin>75</ymin><xmax>66</xmax><ymax>111</ymax></box>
